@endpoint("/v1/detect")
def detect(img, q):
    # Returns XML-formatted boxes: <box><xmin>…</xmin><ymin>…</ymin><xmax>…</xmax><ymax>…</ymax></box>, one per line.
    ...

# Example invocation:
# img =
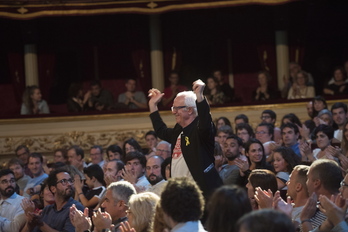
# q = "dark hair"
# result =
<box><xmin>257</xmin><ymin>123</ymin><xmax>274</xmax><ymax>140</ymax></box>
<box><xmin>90</xmin><ymin>80</ymin><xmax>101</xmax><ymax>87</ymax></box>
<box><xmin>91</xmin><ymin>145</ymin><xmax>103</xmax><ymax>154</ymax></box>
<box><xmin>54</xmin><ymin>148</ymin><xmax>68</xmax><ymax>161</ymax></box>
<box><xmin>145</xmin><ymin>130</ymin><xmax>157</xmax><ymax>139</ymax></box>
<box><xmin>236</xmin><ymin>123</ymin><xmax>255</xmax><ymax>139</ymax></box>
<box><xmin>123</xmin><ymin>138</ymin><xmax>142</xmax><ymax>156</ymax></box>
<box><xmin>331</xmin><ymin>102</ymin><xmax>348</xmax><ymax>114</ymax></box>
<box><xmin>215</xmin><ymin>117</ymin><xmax>232</xmax><ymax>128</ymax></box>
<box><xmin>244</xmin><ymin>139</ymin><xmax>267</xmax><ymax>169</ymax></box>
<box><xmin>226</xmin><ymin>134</ymin><xmax>243</xmax><ymax>147</ymax></box>
<box><xmin>313</xmin><ymin>124</ymin><xmax>335</xmax><ymax>141</ymax></box>
<box><xmin>0</xmin><ymin>169</ymin><xmax>14</xmax><ymax>179</ymax></box>
<box><xmin>206</xmin><ymin>185</ymin><xmax>252</xmax><ymax>232</ymax></box>
<box><xmin>249</xmin><ymin>169</ymin><xmax>278</xmax><ymax>194</ymax></box>
<box><xmin>68</xmin><ymin>145</ymin><xmax>85</xmax><ymax>159</ymax></box>
<box><xmin>234</xmin><ymin>114</ymin><xmax>249</xmax><ymax>124</ymax></box>
<box><xmin>47</xmin><ymin>168</ymin><xmax>71</xmax><ymax>193</ymax></box>
<box><xmin>280</xmin><ymin>123</ymin><xmax>299</xmax><ymax>135</ymax></box>
<box><xmin>262</xmin><ymin>110</ymin><xmax>276</xmax><ymax>121</ymax></box>
<box><xmin>310</xmin><ymin>159</ymin><xmax>342</xmax><ymax>195</ymax></box>
<box><xmin>217</xmin><ymin>125</ymin><xmax>233</xmax><ymax>136</ymax></box>
<box><xmin>258</xmin><ymin>70</ymin><xmax>271</xmax><ymax>82</ymax></box>
<box><xmin>273</xmin><ymin>147</ymin><xmax>301</xmax><ymax>173</ymax></box>
<box><xmin>22</xmin><ymin>85</ymin><xmax>40</xmax><ymax>114</ymax></box>
<box><xmin>281</xmin><ymin>113</ymin><xmax>302</xmax><ymax>128</ymax></box>
<box><xmin>106</xmin><ymin>145</ymin><xmax>123</xmax><ymax>160</ymax></box>
<box><xmin>109</xmin><ymin>159</ymin><xmax>125</xmax><ymax>173</ymax></box>
<box><xmin>161</xmin><ymin>177</ymin><xmax>204</xmax><ymax>223</ymax></box>
<box><xmin>83</xmin><ymin>164</ymin><xmax>106</xmax><ymax>186</ymax></box>
<box><xmin>124</xmin><ymin>151</ymin><xmax>147</xmax><ymax>168</ymax></box>
<box><xmin>169</xmin><ymin>70</ymin><xmax>179</xmax><ymax>77</ymax></box>
<box><xmin>29</xmin><ymin>153</ymin><xmax>43</xmax><ymax>164</ymax></box>
<box><xmin>15</xmin><ymin>145</ymin><xmax>30</xmax><ymax>155</ymax></box>
<box><xmin>236</xmin><ymin>209</ymin><xmax>295</xmax><ymax>232</ymax></box>
<box><xmin>312</xmin><ymin>96</ymin><xmax>328</xmax><ymax>118</ymax></box>
<box><xmin>161</xmin><ymin>157</ymin><xmax>171</xmax><ymax>180</ymax></box>
<box><xmin>68</xmin><ymin>82</ymin><xmax>83</xmax><ymax>98</ymax></box>
<box><xmin>333</xmin><ymin>66</ymin><xmax>346</xmax><ymax>81</ymax></box>
<box><xmin>126</xmin><ymin>78</ymin><xmax>137</xmax><ymax>84</ymax></box>
<box><xmin>7</xmin><ymin>158</ymin><xmax>24</xmax><ymax>168</ymax></box>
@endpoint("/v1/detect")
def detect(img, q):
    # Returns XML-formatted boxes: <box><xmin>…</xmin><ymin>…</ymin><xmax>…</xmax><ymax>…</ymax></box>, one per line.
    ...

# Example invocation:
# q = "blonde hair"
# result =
<box><xmin>128</xmin><ymin>192</ymin><xmax>160</xmax><ymax>232</ymax></box>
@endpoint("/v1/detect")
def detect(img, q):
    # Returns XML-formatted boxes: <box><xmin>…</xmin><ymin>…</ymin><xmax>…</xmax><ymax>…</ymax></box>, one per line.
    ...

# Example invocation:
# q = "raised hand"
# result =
<box><xmin>254</xmin><ymin>187</ymin><xmax>273</xmax><ymax>209</ymax></box>
<box><xmin>192</xmin><ymin>79</ymin><xmax>205</xmax><ymax>102</ymax></box>
<box><xmin>148</xmin><ymin>88</ymin><xmax>164</xmax><ymax>112</ymax></box>
<box><xmin>92</xmin><ymin>208</ymin><xmax>113</xmax><ymax>231</ymax></box>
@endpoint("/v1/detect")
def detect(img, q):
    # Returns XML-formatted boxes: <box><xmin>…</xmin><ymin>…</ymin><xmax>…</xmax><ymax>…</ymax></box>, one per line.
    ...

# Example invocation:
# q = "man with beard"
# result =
<box><xmin>146</xmin><ymin>155</ymin><xmax>167</xmax><ymax>196</ymax></box>
<box><xmin>22</xmin><ymin>169</ymin><xmax>84</xmax><ymax>232</ymax></box>
<box><xmin>0</xmin><ymin>169</ymin><xmax>26</xmax><ymax>231</ymax></box>
<box><xmin>219</xmin><ymin>135</ymin><xmax>244</xmax><ymax>186</ymax></box>
<box><xmin>7</xmin><ymin>158</ymin><xmax>32</xmax><ymax>195</ymax></box>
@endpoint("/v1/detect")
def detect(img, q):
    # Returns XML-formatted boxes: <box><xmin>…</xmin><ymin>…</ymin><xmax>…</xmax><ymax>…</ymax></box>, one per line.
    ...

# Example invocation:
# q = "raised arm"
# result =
<box><xmin>148</xmin><ymin>88</ymin><xmax>164</xmax><ymax>113</ymax></box>
<box><xmin>192</xmin><ymin>79</ymin><xmax>205</xmax><ymax>103</ymax></box>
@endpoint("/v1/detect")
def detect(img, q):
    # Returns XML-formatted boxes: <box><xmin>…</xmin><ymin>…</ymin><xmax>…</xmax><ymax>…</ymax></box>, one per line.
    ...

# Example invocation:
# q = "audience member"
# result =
<box><xmin>316</xmin><ymin>109</ymin><xmax>333</xmax><ymax>127</ymax></box>
<box><xmin>148</xmin><ymin>79</ymin><xmax>223</xmax><ymax>198</ymax></box>
<box><xmin>331</xmin><ymin>102</ymin><xmax>348</xmax><ymax>142</ymax></box>
<box><xmin>160</xmin><ymin>177</ymin><xmax>206</xmax><ymax>232</ymax></box>
<box><xmin>253</xmin><ymin>70</ymin><xmax>277</xmax><ymax>101</ymax></box>
<box><xmin>106</xmin><ymin>144</ymin><xmax>123</xmax><ymax>161</ymax></box>
<box><xmin>7</xmin><ymin>158</ymin><xmax>32</xmax><ymax>195</ymax></box>
<box><xmin>67</xmin><ymin>82</ymin><xmax>89</xmax><ymax>112</ymax></box>
<box><xmin>255</xmin><ymin>122</ymin><xmax>275</xmax><ymax>159</ymax></box>
<box><xmin>162</xmin><ymin>71</ymin><xmax>188</xmax><ymax>107</ymax></box>
<box><xmin>236</xmin><ymin>123</ymin><xmax>254</xmax><ymax>144</ymax></box>
<box><xmin>281</xmin><ymin>113</ymin><xmax>302</xmax><ymax>128</ymax></box>
<box><xmin>144</xmin><ymin>130</ymin><xmax>159</xmax><ymax>158</ymax></box>
<box><xmin>0</xmin><ymin>169</ymin><xmax>26</xmax><ymax>231</ymax></box>
<box><xmin>281</xmin><ymin>123</ymin><xmax>301</xmax><ymax>157</ymax></box>
<box><xmin>21</xmin><ymin>85</ymin><xmax>50</xmax><ymax>115</ymax></box>
<box><xmin>204</xmin><ymin>76</ymin><xmax>226</xmax><ymax>105</ymax></box>
<box><xmin>214</xmin><ymin>141</ymin><xmax>225</xmax><ymax>172</ymax></box>
<box><xmin>234</xmin><ymin>114</ymin><xmax>249</xmax><ymax>125</ymax></box>
<box><xmin>323</xmin><ymin>66</ymin><xmax>348</xmax><ymax>96</ymax></box>
<box><xmin>67</xmin><ymin>145</ymin><xmax>87</xmax><ymax>173</ymax></box>
<box><xmin>146</xmin><ymin>155</ymin><xmax>167</xmax><ymax>196</ymax></box>
<box><xmin>206</xmin><ymin>185</ymin><xmax>252</xmax><ymax>232</ymax></box>
<box><xmin>53</xmin><ymin>148</ymin><xmax>68</xmax><ymax>164</ymax></box>
<box><xmin>287</xmin><ymin>71</ymin><xmax>315</xmax><ymax>99</ymax></box>
<box><xmin>118</xmin><ymin>78</ymin><xmax>147</xmax><ymax>109</ymax></box>
<box><xmin>215</xmin><ymin>116</ymin><xmax>232</xmax><ymax>130</ymax></box>
<box><xmin>155</xmin><ymin>141</ymin><xmax>172</xmax><ymax>159</ymax></box>
<box><xmin>22</xmin><ymin>169</ymin><xmax>84</xmax><ymax>232</ymax></box>
<box><xmin>300</xmin><ymin>159</ymin><xmax>342</xmax><ymax>232</ymax></box>
<box><xmin>122</xmin><ymin>151</ymin><xmax>150</xmax><ymax>191</ymax></box>
<box><xmin>260</xmin><ymin>109</ymin><xmax>281</xmax><ymax>143</ymax></box>
<box><xmin>216</xmin><ymin>125</ymin><xmax>233</xmax><ymax>147</ymax></box>
<box><xmin>15</xmin><ymin>145</ymin><xmax>31</xmax><ymax>177</ymax></box>
<box><xmin>104</xmin><ymin>159</ymin><xmax>124</xmax><ymax>186</ymax></box>
<box><xmin>88</xmin><ymin>80</ymin><xmax>114</xmax><ymax>111</ymax></box>
<box><xmin>23</xmin><ymin>153</ymin><xmax>49</xmax><ymax>198</ymax></box>
<box><xmin>213</xmin><ymin>69</ymin><xmax>235</xmax><ymax>102</ymax></box>
<box><xmin>88</xmin><ymin>145</ymin><xmax>105</xmax><ymax>169</ymax></box>
<box><xmin>123</xmin><ymin>138</ymin><xmax>143</xmax><ymax>157</ymax></box>
<box><xmin>312</xmin><ymin>96</ymin><xmax>328</xmax><ymax>118</ymax></box>
<box><xmin>161</xmin><ymin>157</ymin><xmax>171</xmax><ymax>181</ymax></box>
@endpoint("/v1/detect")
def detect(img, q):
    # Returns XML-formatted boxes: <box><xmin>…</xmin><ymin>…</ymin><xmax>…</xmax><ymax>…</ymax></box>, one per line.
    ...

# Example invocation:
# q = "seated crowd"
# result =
<box><xmin>2</xmin><ymin>78</ymin><xmax>348</xmax><ymax>232</ymax></box>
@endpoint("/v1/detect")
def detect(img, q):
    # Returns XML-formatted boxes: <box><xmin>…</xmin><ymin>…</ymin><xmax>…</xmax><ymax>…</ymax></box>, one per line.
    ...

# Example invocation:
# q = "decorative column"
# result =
<box><xmin>24</xmin><ymin>44</ymin><xmax>39</xmax><ymax>86</ymax></box>
<box><xmin>275</xmin><ymin>31</ymin><xmax>289</xmax><ymax>90</ymax></box>
<box><xmin>149</xmin><ymin>15</ymin><xmax>164</xmax><ymax>90</ymax></box>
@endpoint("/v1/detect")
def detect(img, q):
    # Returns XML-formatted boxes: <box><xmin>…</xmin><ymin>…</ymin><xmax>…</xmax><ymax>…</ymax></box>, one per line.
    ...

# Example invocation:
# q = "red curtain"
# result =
<box><xmin>7</xmin><ymin>52</ymin><xmax>25</xmax><ymax>105</ymax></box>
<box><xmin>38</xmin><ymin>51</ymin><xmax>55</xmax><ymax>103</ymax></box>
<box><xmin>131</xmin><ymin>49</ymin><xmax>151</xmax><ymax>92</ymax></box>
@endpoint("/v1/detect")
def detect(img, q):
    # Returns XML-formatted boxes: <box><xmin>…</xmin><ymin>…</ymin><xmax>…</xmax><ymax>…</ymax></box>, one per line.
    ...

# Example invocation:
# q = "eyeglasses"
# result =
<box><xmin>0</xmin><ymin>179</ymin><xmax>15</xmax><ymax>185</ymax></box>
<box><xmin>56</xmin><ymin>178</ymin><xmax>74</xmax><ymax>186</ymax></box>
<box><xmin>340</xmin><ymin>181</ymin><xmax>348</xmax><ymax>188</ymax></box>
<box><xmin>171</xmin><ymin>106</ymin><xmax>187</xmax><ymax>112</ymax></box>
<box><xmin>255</xmin><ymin>131</ymin><xmax>267</xmax><ymax>135</ymax></box>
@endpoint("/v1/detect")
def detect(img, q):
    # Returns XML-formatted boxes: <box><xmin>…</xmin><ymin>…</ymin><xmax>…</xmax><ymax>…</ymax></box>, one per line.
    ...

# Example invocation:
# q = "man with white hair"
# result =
<box><xmin>148</xmin><ymin>79</ymin><xmax>222</xmax><ymax>198</ymax></box>
<box><xmin>155</xmin><ymin>141</ymin><xmax>172</xmax><ymax>159</ymax></box>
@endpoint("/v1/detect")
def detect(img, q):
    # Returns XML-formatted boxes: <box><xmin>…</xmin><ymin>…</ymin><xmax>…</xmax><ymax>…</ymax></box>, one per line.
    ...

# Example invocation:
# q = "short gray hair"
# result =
<box><xmin>107</xmin><ymin>181</ymin><xmax>136</xmax><ymax>204</ymax></box>
<box><xmin>156</xmin><ymin>141</ymin><xmax>171</xmax><ymax>151</ymax></box>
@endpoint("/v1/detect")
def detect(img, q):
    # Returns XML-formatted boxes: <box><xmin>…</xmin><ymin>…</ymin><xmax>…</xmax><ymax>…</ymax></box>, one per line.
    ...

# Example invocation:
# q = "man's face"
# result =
<box><xmin>105</xmin><ymin>161</ymin><xmax>118</xmax><ymax>177</ymax></box>
<box><xmin>107</xmin><ymin>151</ymin><xmax>121</xmax><ymax>161</ymax></box>
<box><xmin>0</xmin><ymin>173</ymin><xmax>16</xmax><ymax>198</ymax></box>
<box><xmin>91</xmin><ymin>85</ymin><xmax>101</xmax><ymax>97</ymax></box>
<box><xmin>169</xmin><ymin>74</ymin><xmax>179</xmax><ymax>85</ymax></box>
<box><xmin>16</xmin><ymin>148</ymin><xmax>29</xmax><ymax>164</ymax></box>
<box><xmin>53</xmin><ymin>172</ymin><xmax>74</xmax><ymax>199</ymax></box>
<box><xmin>146</xmin><ymin>135</ymin><xmax>158</xmax><ymax>150</ymax></box>
<box><xmin>54</xmin><ymin>151</ymin><xmax>66</xmax><ymax>163</ymax></box>
<box><xmin>286</xmin><ymin>169</ymin><xmax>298</xmax><ymax>199</ymax></box>
<box><xmin>332</xmin><ymin>107</ymin><xmax>347</xmax><ymax>127</ymax></box>
<box><xmin>125</xmin><ymin>79</ymin><xmax>137</xmax><ymax>92</ymax></box>
<box><xmin>146</xmin><ymin>157</ymin><xmax>163</xmax><ymax>185</ymax></box>
<box><xmin>224</xmin><ymin>138</ymin><xmax>240</xmax><ymax>161</ymax></box>
<box><xmin>90</xmin><ymin>148</ymin><xmax>103</xmax><ymax>165</ymax></box>
<box><xmin>255</xmin><ymin>126</ymin><xmax>272</xmax><ymax>144</ymax></box>
<box><xmin>339</xmin><ymin>174</ymin><xmax>348</xmax><ymax>199</ymax></box>
<box><xmin>9</xmin><ymin>164</ymin><xmax>24</xmax><ymax>180</ymax></box>
<box><xmin>67</xmin><ymin>149</ymin><xmax>81</xmax><ymax>167</ymax></box>
<box><xmin>217</xmin><ymin>132</ymin><xmax>229</xmax><ymax>145</ymax></box>
<box><xmin>237</xmin><ymin>129</ymin><xmax>250</xmax><ymax>143</ymax></box>
<box><xmin>28</xmin><ymin>157</ymin><xmax>43</xmax><ymax>177</ymax></box>
<box><xmin>282</xmin><ymin>127</ymin><xmax>299</xmax><ymax>147</ymax></box>
<box><xmin>172</xmin><ymin>95</ymin><xmax>191</xmax><ymax>127</ymax></box>
<box><xmin>101</xmin><ymin>189</ymin><xmax>120</xmax><ymax>221</ymax></box>
<box><xmin>155</xmin><ymin>144</ymin><xmax>171</xmax><ymax>159</ymax></box>
<box><xmin>126</xmin><ymin>159</ymin><xmax>144</xmax><ymax>178</ymax></box>
<box><xmin>261</xmin><ymin>113</ymin><xmax>274</xmax><ymax>124</ymax></box>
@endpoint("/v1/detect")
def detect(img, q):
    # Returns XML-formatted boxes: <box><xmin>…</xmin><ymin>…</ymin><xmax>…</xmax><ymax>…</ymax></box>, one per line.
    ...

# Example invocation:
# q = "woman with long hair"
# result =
<box><xmin>205</xmin><ymin>76</ymin><xmax>226</xmax><ymax>105</ymax></box>
<box><xmin>21</xmin><ymin>85</ymin><xmax>50</xmax><ymax>115</ymax></box>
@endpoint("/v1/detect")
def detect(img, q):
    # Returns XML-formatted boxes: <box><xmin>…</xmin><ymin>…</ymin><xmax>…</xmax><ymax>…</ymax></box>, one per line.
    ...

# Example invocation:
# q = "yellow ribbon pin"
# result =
<box><xmin>185</xmin><ymin>136</ymin><xmax>190</xmax><ymax>146</ymax></box>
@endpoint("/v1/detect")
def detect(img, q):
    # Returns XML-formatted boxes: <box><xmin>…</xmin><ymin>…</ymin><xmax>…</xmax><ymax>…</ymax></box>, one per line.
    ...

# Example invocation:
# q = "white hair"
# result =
<box><xmin>177</xmin><ymin>91</ymin><xmax>198</xmax><ymax>115</ymax></box>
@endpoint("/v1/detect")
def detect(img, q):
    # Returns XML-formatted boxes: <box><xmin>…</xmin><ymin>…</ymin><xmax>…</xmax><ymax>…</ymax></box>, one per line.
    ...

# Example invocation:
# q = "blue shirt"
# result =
<box><xmin>290</xmin><ymin>142</ymin><xmax>301</xmax><ymax>157</ymax></box>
